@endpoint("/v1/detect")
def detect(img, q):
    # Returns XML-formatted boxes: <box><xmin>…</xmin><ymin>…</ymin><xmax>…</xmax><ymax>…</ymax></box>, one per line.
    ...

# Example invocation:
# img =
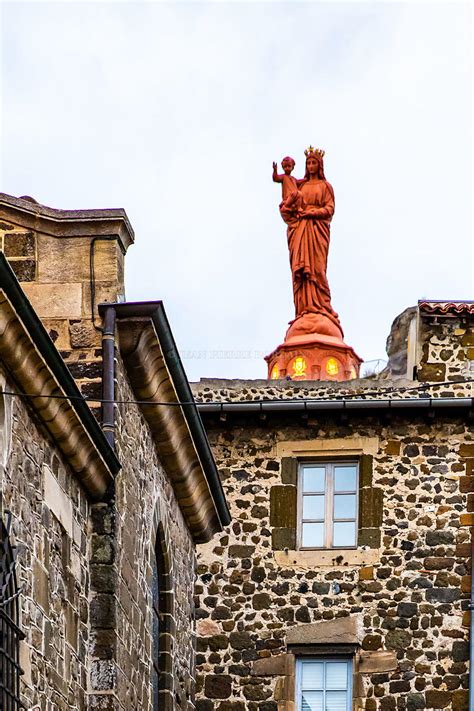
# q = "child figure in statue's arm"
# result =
<box><xmin>272</xmin><ymin>156</ymin><xmax>306</xmax><ymax>210</ymax></box>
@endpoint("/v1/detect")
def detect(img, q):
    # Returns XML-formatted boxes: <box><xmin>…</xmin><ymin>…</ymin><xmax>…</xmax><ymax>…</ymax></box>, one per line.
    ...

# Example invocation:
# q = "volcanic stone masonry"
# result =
<box><xmin>191</xmin><ymin>307</ymin><xmax>474</xmax><ymax>711</ymax></box>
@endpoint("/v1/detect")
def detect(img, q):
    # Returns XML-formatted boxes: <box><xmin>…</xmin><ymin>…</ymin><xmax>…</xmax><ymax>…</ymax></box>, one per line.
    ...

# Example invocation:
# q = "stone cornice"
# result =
<box><xmin>0</xmin><ymin>193</ymin><xmax>134</xmax><ymax>253</ymax></box>
<box><xmin>0</xmin><ymin>289</ymin><xmax>116</xmax><ymax>499</ymax></box>
<box><xmin>117</xmin><ymin>316</ymin><xmax>227</xmax><ymax>543</ymax></box>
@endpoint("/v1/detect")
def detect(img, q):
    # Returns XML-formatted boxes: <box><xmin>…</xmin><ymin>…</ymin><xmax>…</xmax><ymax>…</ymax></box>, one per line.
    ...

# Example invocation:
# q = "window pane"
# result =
<box><xmin>302</xmin><ymin>467</ymin><xmax>326</xmax><ymax>493</ymax></box>
<box><xmin>301</xmin><ymin>661</ymin><xmax>324</xmax><ymax>689</ymax></box>
<box><xmin>326</xmin><ymin>662</ymin><xmax>349</xmax><ymax>689</ymax></box>
<box><xmin>334</xmin><ymin>466</ymin><xmax>357</xmax><ymax>492</ymax></box>
<box><xmin>326</xmin><ymin>691</ymin><xmax>348</xmax><ymax>711</ymax></box>
<box><xmin>302</xmin><ymin>522</ymin><xmax>324</xmax><ymax>547</ymax></box>
<box><xmin>333</xmin><ymin>521</ymin><xmax>356</xmax><ymax>547</ymax></box>
<box><xmin>334</xmin><ymin>495</ymin><xmax>356</xmax><ymax>520</ymax></box>
<box><xmin>303</xmin><ymin>495</ymin><xmax>325</xmax><ymax>520</ymax></box>
<box><xmin>301</xmin><ymin>692</ymin><xmax>323</xmax><ymax>711</ymax></box>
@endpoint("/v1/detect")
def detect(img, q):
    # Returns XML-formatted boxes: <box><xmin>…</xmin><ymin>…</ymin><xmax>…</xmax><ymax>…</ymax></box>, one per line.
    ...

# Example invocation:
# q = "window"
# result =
<box><xmin>298</xmin><ymin>462</ymin><xmax>358</xmax><ymax>549</ymax></box>
<box><xmin>151</xmin><ymin>556</ymin><xmax>160</xmax><ymax>709</ymax></box>
<box><xmin>0</xmin><ymin>512</ymin><xmax>24</xmax><ymax>711</ymax></box>
<box><xmin>296</xmin><ymin>658</ymin><xmax>352</xmax><ymax>711</ymax></box>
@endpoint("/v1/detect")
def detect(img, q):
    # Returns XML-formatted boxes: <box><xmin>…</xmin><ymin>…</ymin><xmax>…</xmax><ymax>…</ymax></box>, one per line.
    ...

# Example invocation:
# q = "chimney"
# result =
<box><xmin>0</xmin><ymin>193</ymin><xmax>134</xmax><ymax>417</ymax></box>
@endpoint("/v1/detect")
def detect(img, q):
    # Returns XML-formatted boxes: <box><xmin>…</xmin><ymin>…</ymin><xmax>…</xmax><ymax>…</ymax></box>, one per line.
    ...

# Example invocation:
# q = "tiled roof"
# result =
<box><xmin>418</xmin><ymin>300</ymin><xmax>474</xmax><ymax>316</ymax></box>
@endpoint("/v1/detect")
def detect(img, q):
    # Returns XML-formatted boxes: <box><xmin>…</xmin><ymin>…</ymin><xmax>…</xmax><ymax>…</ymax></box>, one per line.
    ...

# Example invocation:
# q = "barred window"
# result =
<box><xmin>0</xmin><ymin>511</ymin><xmax>24</xmax><ymax>710</ymax></box>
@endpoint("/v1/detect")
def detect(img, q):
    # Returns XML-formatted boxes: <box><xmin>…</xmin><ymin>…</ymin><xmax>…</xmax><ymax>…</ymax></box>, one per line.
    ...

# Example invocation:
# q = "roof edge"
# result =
<box><xmin>0</xmin><ymin>253</ymin><xmax>120</xmax><ymax>496</ymax></box>
<box><xmin>102</xmin><ymin>300</ymin><xmax>231</xmax><ymax>537</ymax></box>
<box><xmin>0</xmin><ymin>192</ymin><xmax>135</xmax><ymax>253</ymax></box>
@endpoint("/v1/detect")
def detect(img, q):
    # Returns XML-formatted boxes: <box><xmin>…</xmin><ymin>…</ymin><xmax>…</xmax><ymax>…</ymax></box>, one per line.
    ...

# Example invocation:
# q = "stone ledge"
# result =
<box><xmin>274</xmin><ymin>547</ymin><xmax>380</xmax><ymax>569</ymax></box>
<box><xmin>276</xmin><ymin>436</ymin><xmax>379</xmax><ymax>458</ymax></box>
<box><xmin>286</xmin><ymin>615</ymin><xmax>362</xmax><ymax>645</ymax></box>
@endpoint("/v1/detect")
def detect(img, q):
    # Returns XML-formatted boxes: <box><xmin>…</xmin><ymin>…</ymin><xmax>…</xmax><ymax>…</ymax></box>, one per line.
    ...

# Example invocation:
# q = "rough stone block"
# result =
<box><xmin>425</xmin><ymin>588</ymin><xmax>460</xmax><ymax>603</ymax></box>
<box><xmin>286</xmin><ymin>615</ymin><xmax>361</xmax><ymax>645</ymax></box>
<box><xmin>359</xmin><ymin>454</ymin><xmax>373</xmax><ymax>487</ymax></box>
<box><xmin>204</xmin><ymin>675</ymin><xmax>232</xmax><ymax>699</ymax></box>
<box><xmin>359</xmin><ymin>566</ymin><xmax>374</xmax><ymax>581</ymax></box>
<box><xmin>281</xmin><ymin>457</ymin><xmax>297</xmax><ymax>485</ymax></box>
<box><xmin>417</xmin><ymin>363</ymin><xmax>446</xmax><ymax>382</ymax></box>
<box><xmin>270</xmin><ymin>486</ymin><xmax>297</xmax><ymax>528</ymax></box>
<box><xmin>359</xmin><ymin>487</ymin><xmax>383</xmax><ymax>528</ymax></box>
<box><xmin>460</xmin><ymin>444</ymin><xmax>474</xmax><ymax>458</ymax></box>
<box><xmin>90</xmin><ymin>593</ymin><xmax>116</xmax><ymax>628</ymax></box>
<box><xmin>384</xmin><ymin>441</ymin><xmax>401</xmax><ymax>456</ymax></box>
<box><xmin>358</xmin><ymin>651</ymin><xmax>398</xmax><ymax>673</ymax></box>
<box><xmin>43</xmin><ymin>464</ymin><xmax>73</xmax><ymax>537</ymax></box>
<box><xmin>69</xmin><ymin>320</ymin><xmax>102</xmax><ymax>348</ymax></box>
<box><xmin>251</xmin><ymin>654</ymin><xmax>288</xmax><ymax>676</ymax></box>
<box><xmin>272</xmin><ymin>528</ymin><xmax>296</xmax><ymax>551</ymax></box>
<box><xmin>4</xmin><ymin>231</ymin><xmax>35</xmax><ymax>257</ymax></box>
<box><xmin>358</xmin><ymin>527</ymin><xmax>381</xmax><ymax>549</ymax></box>
<box><xmin>9</xmin><ymin>258</ymin><xmax>36</xmax><ymax>281</ymax></box>
<box><xmin>33</xmin><ymin>558</ymin><xmax>50</xmax><ymax>614</ymax></box>
<box><xmin>425</xmin><ymin>689</ymin><xmax>452</xmax><ymax>708</ymax></box>
<box><xmin>22</xmin><ymin>281</ymin><xmax>82</xmax><ymax>318</ymax></box>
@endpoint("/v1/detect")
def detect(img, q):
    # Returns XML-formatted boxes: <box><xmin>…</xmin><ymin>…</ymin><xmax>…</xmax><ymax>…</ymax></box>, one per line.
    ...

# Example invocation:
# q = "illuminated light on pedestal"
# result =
<box><xmin>270</xmin><ymin>364</ymin><xmax>280</xmax><ymax>380</ymax></box>
<box><xmin>290</xmin><ymin>356</ymin><xmax>307</xmax><ymax>379</ymax></box>
<box><xmin>325</xmin><ymin>357</ymin><xmax>339</xmax><ymax>377</ymax></box>
<box><xmin>265</xmin><ymin>331</ymin><xmax>362</xmax><ymax>383</ymax></box>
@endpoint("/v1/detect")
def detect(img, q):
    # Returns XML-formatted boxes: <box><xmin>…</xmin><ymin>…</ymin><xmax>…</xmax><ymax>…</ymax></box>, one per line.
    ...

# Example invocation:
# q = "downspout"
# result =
<box><xmin>101</xmin><ymin>306</ymin><xmax>116</xmax><ymax>449</ymax></box>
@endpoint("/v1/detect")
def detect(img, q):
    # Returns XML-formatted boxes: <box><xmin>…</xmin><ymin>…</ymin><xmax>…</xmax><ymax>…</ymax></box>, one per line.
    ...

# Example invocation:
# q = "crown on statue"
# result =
<box><xmin>304</xmin><ymin>146</ymin><xmax>325</xmax><ymax>158</ymax></box>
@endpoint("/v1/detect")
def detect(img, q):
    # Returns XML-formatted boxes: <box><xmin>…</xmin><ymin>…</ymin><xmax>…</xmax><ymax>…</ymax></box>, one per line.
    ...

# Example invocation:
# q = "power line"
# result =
<box><xmin>0</xmin><ymin>378</ymin><xmax>472</xmax><ymax>409</ymax></box>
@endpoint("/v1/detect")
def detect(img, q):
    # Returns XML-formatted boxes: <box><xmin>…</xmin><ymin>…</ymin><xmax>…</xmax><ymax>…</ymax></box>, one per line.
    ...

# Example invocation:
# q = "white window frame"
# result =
<box><xmin>297</xmin><ymin>460</ymin><xmax>359</xmax><ymax>550</ymax></box>
<box><xmin>296</xmin><ymin>657</ymin><xmax>353</xmax><ymax>711</ymax></box>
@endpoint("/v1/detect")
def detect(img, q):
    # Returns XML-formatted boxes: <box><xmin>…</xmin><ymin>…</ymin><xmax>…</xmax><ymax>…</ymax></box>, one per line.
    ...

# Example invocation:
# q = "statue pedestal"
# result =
<box><xmin>265</xmin><ymin>331</ymin><xmax>363</xmax><ymax>382</ymax></box>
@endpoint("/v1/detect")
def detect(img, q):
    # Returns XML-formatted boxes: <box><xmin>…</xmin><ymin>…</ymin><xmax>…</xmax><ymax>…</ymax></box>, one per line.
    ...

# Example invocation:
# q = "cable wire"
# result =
<box><xmin>0</xmin><ymin>378</ymin><xmax>473</xmax><ymax>409</ymax></box>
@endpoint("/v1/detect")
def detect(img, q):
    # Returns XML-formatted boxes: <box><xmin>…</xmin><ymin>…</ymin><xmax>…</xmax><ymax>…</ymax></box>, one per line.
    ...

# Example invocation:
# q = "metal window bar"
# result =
<box><xmin>298</xmin><ymin>462</ymin><xmax>359</xmax><ymax>549</ymax></box>
<box><xmin>0</xmin><ymin>512</ymin><xmax>24</xmax><ymax>711</ymax></box>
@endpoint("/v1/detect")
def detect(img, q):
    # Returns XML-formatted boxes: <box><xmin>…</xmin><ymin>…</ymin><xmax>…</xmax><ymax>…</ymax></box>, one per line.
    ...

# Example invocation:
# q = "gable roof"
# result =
<box><xmin>0</xmin><ymin>253</ymin><xmax>119</xmax><ymax>498</ymax></box>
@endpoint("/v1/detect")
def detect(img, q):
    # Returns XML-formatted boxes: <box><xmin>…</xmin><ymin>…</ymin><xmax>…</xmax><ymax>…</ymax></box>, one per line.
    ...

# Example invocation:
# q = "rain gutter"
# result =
<box><xmin>197</xmin><ymin>397</ymin><xmax>474</xmax><ymax>415</ymax></box>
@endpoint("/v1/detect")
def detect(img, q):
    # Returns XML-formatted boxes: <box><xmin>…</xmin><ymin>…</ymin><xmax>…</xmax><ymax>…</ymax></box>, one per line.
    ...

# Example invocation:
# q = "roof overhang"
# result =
<box><xmin>0</xmin><ymin>254</ymin><xmax>119</xmax><ymax>498</ymax></box>
<box><xmin>418</xmin><ymin>300</ymin><xmax>474</xmax><ymax>318</ymax></box>
<box><xmin>102</xmin><ymin>301</ymin><xmax>230</xmax><ymax>543</ymax></box>
<box><xmin>0</xmin><ymin>193</ymin><xmax>134</xmax><ymax>254</ymax></box>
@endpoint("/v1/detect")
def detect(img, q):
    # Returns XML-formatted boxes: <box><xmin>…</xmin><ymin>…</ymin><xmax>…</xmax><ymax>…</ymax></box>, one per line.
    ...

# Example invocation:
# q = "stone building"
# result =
<box><xmin>192</xmin><ymin>302</ymin><xmax>474</xmax><ymax>710</ymax></box>
<box><xmin>0</xmin><ymin>193</ymin><xmax>230</xmax><ymax>710</ymax></box>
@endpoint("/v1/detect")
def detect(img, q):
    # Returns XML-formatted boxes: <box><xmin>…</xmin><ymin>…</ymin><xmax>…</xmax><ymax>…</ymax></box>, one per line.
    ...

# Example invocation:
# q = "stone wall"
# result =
<box><xmin>0</xmin><ymin>358</ymin><xmax>198</xmax><ymax>711</ymax></box>
<box><xmin>88</xmin><ymin>356</ymin><xmax>197</xmax><ymax>711</ymax></box>
<box><xmin>0</xmin><ymin>368</ymin><xmax>91</xmax><ymax>710</ymax></box>
<box><xmin>192</xmin><ymin>381</ymin><xmax>473</xmax><ymax>711</ymax></box>
<box><xmin>417</xmin><ymin>310</ymin><xmax>474</xmax><ymax>385</ymax></box>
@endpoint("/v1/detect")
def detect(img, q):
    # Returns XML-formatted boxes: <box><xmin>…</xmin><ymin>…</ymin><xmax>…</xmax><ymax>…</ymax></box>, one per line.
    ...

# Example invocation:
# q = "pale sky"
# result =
<box><xmin>1</xmin><ymin>1</ymin><xmax>472</xmax><ymax>381</ymax></box>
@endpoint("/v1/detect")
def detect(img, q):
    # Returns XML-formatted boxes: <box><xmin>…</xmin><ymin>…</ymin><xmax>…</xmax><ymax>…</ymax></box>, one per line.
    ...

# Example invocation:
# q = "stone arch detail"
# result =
<box><xmin>150</xmin><ymin>497</ymin><xmax>176</xmax><ymax>710</ymax></box>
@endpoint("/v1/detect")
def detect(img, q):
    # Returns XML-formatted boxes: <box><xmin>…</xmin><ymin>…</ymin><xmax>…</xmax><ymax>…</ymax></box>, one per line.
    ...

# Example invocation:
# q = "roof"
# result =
<box><xmin>100</xmin><ymin>301</ymin><xmax>231</xmax><ymax>543</ymax></box>
<box><xmin>0</xmin><ymin>253</ymin><xmax>120</xmax><ymax>498</ymax></box>
<box><xmin>0</xmin><ymin>192</ymin><xmax>134</xmax><ymax>253</ymax></box>
<box><xmin>418</xmin><ymin>300</ymin><xmax>474</xmax><ymax>316</ymax></box>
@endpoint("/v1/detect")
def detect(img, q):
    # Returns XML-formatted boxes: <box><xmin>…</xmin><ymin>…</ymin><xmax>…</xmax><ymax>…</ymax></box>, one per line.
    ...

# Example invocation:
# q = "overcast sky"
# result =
<box><xmin>1</xmin><ymin>1</ymin><xmax>472</xmax><ymax>381</ymax></box>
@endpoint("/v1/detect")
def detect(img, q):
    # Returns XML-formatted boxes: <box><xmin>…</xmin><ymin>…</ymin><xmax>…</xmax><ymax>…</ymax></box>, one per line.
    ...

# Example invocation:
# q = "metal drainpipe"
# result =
<box><xmin>101</xmin><ymin>306</ymin><xmax>116</xmax><ymax>449</ymax></box>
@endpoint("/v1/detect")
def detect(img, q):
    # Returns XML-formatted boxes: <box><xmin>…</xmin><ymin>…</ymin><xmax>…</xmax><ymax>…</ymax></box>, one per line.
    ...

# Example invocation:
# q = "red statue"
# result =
<box><xmin>265</xmin><ymin>146</ymin><xmax>362</xmax><ymax>381</ymax></box>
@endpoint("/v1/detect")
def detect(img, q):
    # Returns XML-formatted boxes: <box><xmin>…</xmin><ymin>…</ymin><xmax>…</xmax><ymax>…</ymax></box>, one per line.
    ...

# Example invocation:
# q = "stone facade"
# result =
<box><xmin>0</xmin><ymin>194</ymin><xmax>228</xmax><ymax>710</ymax></box>
<box><xmin>192</xmin><ymin>309</ymin><xmax>474</xmax><ymax>710</ymax></box>
<box><xmin>88</xmin><ymin>361</ymin><xmax>197</xmax><ymax>710</ymax></box>
<box><xmin>1</xmin><ymin>368</ymin><xmax>92</xmax><ymax>709</ymax></box>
